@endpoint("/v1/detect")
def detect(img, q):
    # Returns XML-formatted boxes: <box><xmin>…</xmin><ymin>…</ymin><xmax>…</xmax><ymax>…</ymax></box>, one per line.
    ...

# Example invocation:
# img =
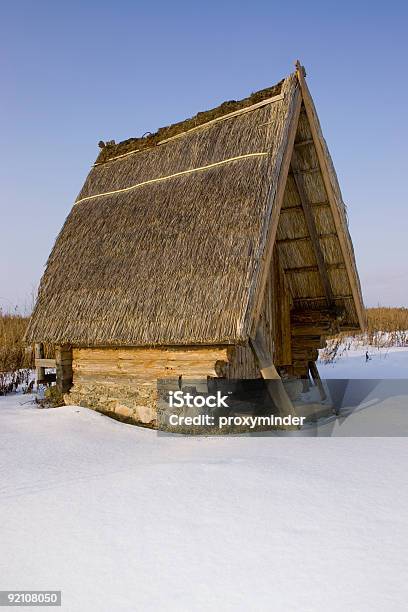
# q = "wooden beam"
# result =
<box><xmin>291</xmin><ymin>148</ymin><xmax>334</xmax><ymax>305</ymax></box>
<box><xmin>247</xmin><ymin>82</ymin><xmax>302</xmax><ymax>337</ymax></box>
<box><xmin>294</xmin><ymin>138</ymin><xmax>314</xmax><ymax>148</ymax></box>
<box><xmin>295</xmin><ymin>61</ymin><xmax>366</xmax><ymax>330</ymax></box>
<box><xmin>35</xmin><ymin>358</ymin><xmax>56</xmax><ymax>368</ymax></box>
<box><xmin>292</xmin><ymin>166</ymin><xmax>320</xmax><ymax>175</ymax></box>
<box><xmin>55</xmin><ymin>345</ymin><xmax>73</xmax><ymax>394</ymax></box>
<box><xmin>293</xmin><ymin>294</ymin><xmax>354</xmax><ymax>303</ymax></box>
<box><xmin>272</xmin><ymin>250</ymin><xmax>292</xmax><ymax>366</ymax></box>
<box><xmin>277</xmin><ymin>232</ymin><xmax>338</xmax><ymax>245</ymax></box>
<box><xmin>250</xmin><ymin>327</ymin><xmax>297</xmax><ymax>418</ymax></box>
<box><xmin>283</xmin><ymin>263</ymin><xmax>345</xmax><ymax>274</ymax></box>
<box><xmin>280</xmin><ymin>201</ymin><xmax>330</xmax><ymax>213</ymax></box>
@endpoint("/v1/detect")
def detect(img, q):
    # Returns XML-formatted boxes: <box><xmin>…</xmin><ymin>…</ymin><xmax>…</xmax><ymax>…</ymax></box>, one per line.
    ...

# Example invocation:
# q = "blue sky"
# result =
<box><xmin>1</xmin><ymin>0</ymin><xmax>407</xmax><ymax>311</ymax></box>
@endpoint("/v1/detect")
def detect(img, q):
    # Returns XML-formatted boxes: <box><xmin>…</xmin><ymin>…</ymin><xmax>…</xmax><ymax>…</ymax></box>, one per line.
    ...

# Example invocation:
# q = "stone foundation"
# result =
<box><xmin>66</xmin><ymin>381</ymin><xmax>158</xmax><ymax>426</ymax></box>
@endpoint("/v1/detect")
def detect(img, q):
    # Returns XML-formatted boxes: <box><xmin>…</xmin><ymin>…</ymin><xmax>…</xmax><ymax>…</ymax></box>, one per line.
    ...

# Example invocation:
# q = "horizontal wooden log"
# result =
<box><xmin>293</xmin><ymin>295</ymin><xmax>353</xmax><ymax>303</ymax></box>
<box><xmin>291</xmin><ymin>166</ymin><xmax>320</xmax><ymax>175</ymax></box>
<box><xmin>291</xmin><ymin>335</ymin><xmax>322</xmax><ymax>348</ymax></box>
<box><xmin>35</xmin><ymin>358</ymin><xmax>56</xmax><ymax>368</ymax></box>
<box><xmin>284</xmin><ymin>263</ymin><xmax>345</xmax><ymax>274</ymax></box>
<box><xmin>277</xmin><ymin>232</ymin><xmax>338</xmax><ymax>245</ymax></box>
<box><xmin>72</xmin><ymin>346</ymin><xmax>233</xmax><ymax>383</ymax></box>
<box><xmin>292</xmin><ymin>324</ymin><xmax>339</xmax><ymax>337</ymax></box>
<box><xmin>291</xmin><ymin>348</ymin><xmax>319</xmax><ymax>361</ymax></box>
<box><xmin>280</xmin><ymin>201</ymin><xmax>330</xmax><ymax>213</ymax></box>
<box><xmin>291</xmin><ymin>308</ymin><xmax>341</xmax><ymax>325</ymax></box>
<box><xmin>294</xmin><ymin>138</ymin><xmax>314</xmax><ymax>148</ymax></box>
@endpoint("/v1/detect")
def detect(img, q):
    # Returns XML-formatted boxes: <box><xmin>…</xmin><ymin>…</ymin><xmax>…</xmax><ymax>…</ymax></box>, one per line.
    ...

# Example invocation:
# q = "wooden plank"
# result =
<box><xmin>291</xmin><ymin>148</ymin><xmax>334</xmax><ymax>305</ymax></box>
<box><xmin>35</xmin><ymin>358</ymin><xmax>56</xmax><ymax>368</ymax></box>
<box><xmin>248</xmin><ymin>83</ymin><xmax>302</xmax><ymax>336</ymax></box>
<box><xmin>295</xmin><ymin>61</ymin><xmax>366</xmax><ymax>330</ymax></box>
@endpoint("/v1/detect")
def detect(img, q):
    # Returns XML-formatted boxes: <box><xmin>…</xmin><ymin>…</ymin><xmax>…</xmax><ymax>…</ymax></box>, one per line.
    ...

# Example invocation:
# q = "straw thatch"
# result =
<box><xmin>26</xmin><ymin>69</ymin><xmax>364</xmax><ymax>347</ymax></box>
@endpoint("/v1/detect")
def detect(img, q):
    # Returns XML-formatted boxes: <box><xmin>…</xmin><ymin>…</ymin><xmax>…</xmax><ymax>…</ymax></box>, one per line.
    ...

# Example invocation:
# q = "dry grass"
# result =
<box><xmin>320</xmin><ymin>307</ymin><xmax>408</xmax><ymax>362</ymax></box>
<box><xmin>0</xmin><ymin>311</ymin><xmax>33</xmax><ymax>373</ymax></box>
<box><xmin>0</xmin><ymin>310</ymin><xmax>55</xmax><ymax>394</ymax></box>
<box><xmin>0</xmin><ymin>312</ymin><xmax>34</xmax><ymax>394</ymax></box>
<box><xmin>366</xmin><ymin>307</ymin><xmax>408</xmax><ymax>335</ymax></box>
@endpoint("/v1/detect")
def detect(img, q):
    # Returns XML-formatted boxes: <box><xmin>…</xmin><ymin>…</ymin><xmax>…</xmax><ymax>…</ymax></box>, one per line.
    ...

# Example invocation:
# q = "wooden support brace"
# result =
<box><xmin>308</xmin><ymin>360</ymin><xmax>327</xmax><ymax>401</ymax></box>
<box><xmin>250</xmin><ymin>328</ymin><xmax>297</xmax><ymax>418</ymax></box>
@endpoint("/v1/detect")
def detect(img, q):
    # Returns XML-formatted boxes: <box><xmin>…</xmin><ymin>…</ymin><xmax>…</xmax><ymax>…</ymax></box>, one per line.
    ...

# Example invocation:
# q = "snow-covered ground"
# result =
<box><xmin>1</xmin><ymin>390</ymin><xmax>408</xmax><ymax>611</ymax></box>
<box><xmin>318</xmin><ymin>343</ymin><xmax>408</xmax><ymax>379</ymax></box>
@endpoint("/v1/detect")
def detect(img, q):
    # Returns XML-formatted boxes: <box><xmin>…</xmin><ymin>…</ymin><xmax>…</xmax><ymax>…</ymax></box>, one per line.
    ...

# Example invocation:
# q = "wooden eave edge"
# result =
<box><xmin>294</xmin><ymin>61</ymin><xmax>366</xmax><ymax>330</ymax></box>
<box><xmin>242</xmin><ymin>76</ymin><xmax>302</xmax><ymax>341</ymax></box>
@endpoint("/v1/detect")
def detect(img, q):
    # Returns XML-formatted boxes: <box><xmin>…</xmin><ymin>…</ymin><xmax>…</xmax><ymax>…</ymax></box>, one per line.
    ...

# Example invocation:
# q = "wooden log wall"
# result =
<box><xmin>69</xmin><ymin>345</ymin><xmax>237</xmax><ymax>425</ymax></box>
<box><xmin>290</xmin><ymin>309</ymin><xmax>338</xmax><ymax>377</ymax></box>
<box><xmin>72</xmin><ymin>346</ymin><xmax>233</xmax><ymax>384</ymax></box>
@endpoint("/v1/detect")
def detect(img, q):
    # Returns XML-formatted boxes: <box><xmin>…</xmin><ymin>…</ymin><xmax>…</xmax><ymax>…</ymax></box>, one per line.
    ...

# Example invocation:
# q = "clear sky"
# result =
<box><xmin>1</xmin><ymin>0</ymin><xmax>407</xmax><ymax>312</ymax></box>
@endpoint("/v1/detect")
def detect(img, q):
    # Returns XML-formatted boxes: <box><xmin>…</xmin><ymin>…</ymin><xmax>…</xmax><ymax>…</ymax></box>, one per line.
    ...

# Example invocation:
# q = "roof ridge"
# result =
<box><xmin>95</xmin><ymin>80</ymin><xmax>285</xmax><ymax>165</ymax></box>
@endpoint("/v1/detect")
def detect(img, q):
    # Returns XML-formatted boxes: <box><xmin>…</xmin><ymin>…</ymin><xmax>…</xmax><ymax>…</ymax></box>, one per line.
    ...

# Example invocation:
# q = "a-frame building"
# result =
<box><xmin>26</xmin><ymin>62</ymin><xmax>365</xmax><ymax>424</ymax></box>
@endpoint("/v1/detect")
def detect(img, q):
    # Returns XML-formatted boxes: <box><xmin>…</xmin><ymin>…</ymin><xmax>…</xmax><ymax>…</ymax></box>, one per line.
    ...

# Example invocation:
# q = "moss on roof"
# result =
<box><xmin>96</xmin><ymin>81</ymin><xmax>284</xmax><ymax>164</ymax></box>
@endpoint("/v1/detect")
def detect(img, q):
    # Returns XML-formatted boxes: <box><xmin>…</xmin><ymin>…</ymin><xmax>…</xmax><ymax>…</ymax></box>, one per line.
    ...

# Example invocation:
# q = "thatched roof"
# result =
<box><xmin>26</xmin><ymin>66</ymin><xmax>364</xmax><ymax>347</ymax></box>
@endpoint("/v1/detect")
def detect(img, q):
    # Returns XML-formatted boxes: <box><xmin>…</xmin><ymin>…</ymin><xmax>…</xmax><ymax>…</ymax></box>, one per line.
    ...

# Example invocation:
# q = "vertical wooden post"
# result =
<box><xmin>35</xmin><ymin>343</ymin><xmax>45</xmax><ymax>384</ymax></box>
<box><xmin>55</xmin><ymin>345</ymin><xmax>73</xmax><ymax>394</ymax></box>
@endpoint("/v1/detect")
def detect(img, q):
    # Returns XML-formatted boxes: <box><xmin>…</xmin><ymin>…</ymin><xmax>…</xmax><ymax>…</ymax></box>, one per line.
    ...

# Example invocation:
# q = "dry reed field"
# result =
<box><xmin>0</xmin><ymin>311</ymin><xmax>33</xmax><ymax>394</ymax></box>
<box><xmin>319</xmin><ymin>307</ymin><xmax>408</xmax><ymax>363</ymax></box>
<box><xmin>0</xmin><ymin>311</ymin><xmax>32</xmax><ymax>373</ymax></box>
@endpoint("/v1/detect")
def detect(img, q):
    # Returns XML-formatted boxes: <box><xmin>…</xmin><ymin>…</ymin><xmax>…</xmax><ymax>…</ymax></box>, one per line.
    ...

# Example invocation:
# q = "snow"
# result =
<box><xmin>1</xmin><ymin>391</ymin><xmax>408</xmax><ymax>611</ymax></box>
<box><xmin>318</xmin><ymin>344</ymin><xmax>408</xmax><ymax>379</ymax></box>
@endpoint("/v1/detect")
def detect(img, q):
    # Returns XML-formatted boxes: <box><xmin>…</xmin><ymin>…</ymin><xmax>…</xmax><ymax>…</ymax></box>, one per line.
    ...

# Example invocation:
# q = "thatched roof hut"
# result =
<box><xmin>26</xmin><ymin>63</ymin><xmax>364</xmax><ymax>425</ymax></box>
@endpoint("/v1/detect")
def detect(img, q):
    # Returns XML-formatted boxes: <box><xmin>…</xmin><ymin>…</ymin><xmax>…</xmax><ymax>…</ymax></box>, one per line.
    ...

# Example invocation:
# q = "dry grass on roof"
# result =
<box><xmin>26</xmin><ymin>77</ymin><xmax>300</xmax><ymax>346</ymax></box>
